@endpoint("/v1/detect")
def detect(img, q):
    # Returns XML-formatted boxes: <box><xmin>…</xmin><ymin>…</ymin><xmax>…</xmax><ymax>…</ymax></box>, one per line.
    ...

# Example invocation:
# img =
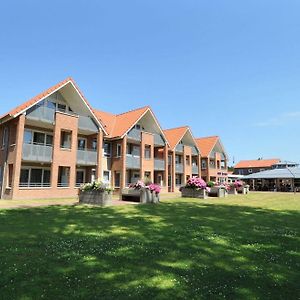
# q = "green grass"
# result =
<box><xmin>0</xmin><ymin>193</ymin><xmax>299</xmax><ymax>299</ymax></box>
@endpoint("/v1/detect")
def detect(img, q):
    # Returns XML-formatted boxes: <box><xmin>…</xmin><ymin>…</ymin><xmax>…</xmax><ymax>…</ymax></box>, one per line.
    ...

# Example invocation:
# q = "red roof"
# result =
<box><xmin>0</xmin><ymin>77</ymin><xmax>107</xmax><ymax>134</ymax></box>
<box><xmin>95</xmin><ymin>106</ymin><xmax>163</xmax><ymax>139</ymax></box>
<box><xmin>195</xmin><ymin>136</ymin><xmax>219</xmax><ymax>157</ymax></box>
<box><xmin>234</xmin><ymin>159</ymin><xmax>280</xmax><ymax>169</ymax></box>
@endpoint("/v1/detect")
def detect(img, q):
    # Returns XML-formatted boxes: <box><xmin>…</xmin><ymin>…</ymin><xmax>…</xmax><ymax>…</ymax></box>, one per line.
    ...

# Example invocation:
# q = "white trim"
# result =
<box><xmin>172</xmin><ymin>127</ymin><xmax>201</xmax><ymax>154</ymax></box>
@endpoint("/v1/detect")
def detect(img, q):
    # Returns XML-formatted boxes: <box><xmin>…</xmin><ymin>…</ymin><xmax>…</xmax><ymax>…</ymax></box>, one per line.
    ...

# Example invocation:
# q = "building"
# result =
<box><xmin>93</xmin><ymin>106</ymin><xmax>170</xmax><ymax>193</ymax></box>
<box><xmin>0</xmin><ymin>78</ymin><xmax>106</xmax><ymax>200</ymax></box>
<box><xmin>233</xmin><ymin>158</ymin><xmax>280</xmax><ymax>176</ymax></box>
<box><xmin>195</xmin><ymin>136</ymin><xmax>228</xmax><ymax>183</ymax></box>
<box><xmin>163</xmin><ymin>126</ymin><xmax>201</xmax><ymax>192</ymax></box>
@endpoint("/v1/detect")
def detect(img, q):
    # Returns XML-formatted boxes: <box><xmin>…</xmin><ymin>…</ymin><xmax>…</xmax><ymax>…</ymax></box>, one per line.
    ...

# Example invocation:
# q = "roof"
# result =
<box><xmin>163</xmin><ymin>126</ymin><xmax>190</xmax><ymax>150</ymax></box>
<box><xmin>195</xmin><ymin>136</ymin><xmax>219</xmax><ymax>157</ymax></box>
<box><xmin>0</xmin><ymin>77</ymin><xmax>107</xmax><ymax>134</ymax></box>
<box><xmin>94</xmin><ymin>106</ymin><xmax>167</xmax><ymax>140</ymax></box>
<box><xmin>234</xmin><ymin>159</ymin><xmax>280</xmax><ymax>169</ymax></box>
<box><xmin>243</xmin><ymin>167</ymin><xmax>300</xmax><ymax>179</ymax></box>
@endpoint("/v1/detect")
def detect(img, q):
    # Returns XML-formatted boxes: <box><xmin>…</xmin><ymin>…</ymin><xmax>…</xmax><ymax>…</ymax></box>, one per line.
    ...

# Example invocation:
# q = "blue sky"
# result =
<box><xmin>1</xmin><ymin>0</ymin><xmax>300</xmax><ymax>165</ymax></box>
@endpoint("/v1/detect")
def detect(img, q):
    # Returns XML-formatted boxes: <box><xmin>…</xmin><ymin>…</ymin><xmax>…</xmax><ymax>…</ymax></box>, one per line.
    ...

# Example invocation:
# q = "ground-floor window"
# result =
<box><xmin>114</xmin><ymin>172</ymin><xmax>121</xmax><ymax>188</ymax></box>
<box><xmin>103</xmin><ymin>170</ymin><xmax>110</xmax><ymax>183</ymax></box>
<box><xmin>175</xmin><ymin>174</ymin><xmax>182</xmax><ymax>186</ymax></box>
<box><xmin>76</xmin><ymin>169</ymin><xmax>85</xmax><ymax>187</ymax></box>
<box><xmin>58</xmin><ymin>167</ymin><xmax>70</xmax><ymax>187</ymax></box>
<box><xmin>19</xmin><ymin>167</ymin><xmax>51</xmax><ymax>188</ymax></box>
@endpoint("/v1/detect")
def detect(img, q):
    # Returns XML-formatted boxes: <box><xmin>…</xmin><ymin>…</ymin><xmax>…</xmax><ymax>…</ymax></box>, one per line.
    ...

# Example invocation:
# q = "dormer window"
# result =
<box><xmin>135</xmin><ymin>124</ymin><xmax>141</xmax><ymax>130</ymax></box>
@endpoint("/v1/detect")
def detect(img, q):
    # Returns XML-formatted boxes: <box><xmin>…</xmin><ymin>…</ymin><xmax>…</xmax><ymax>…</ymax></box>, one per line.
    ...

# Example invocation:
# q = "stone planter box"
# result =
<box><xmin>208</xmin><ymin>187</ymin><xmax>228</xmax><ymax>198</ymax></box>
<box><xmin>228</xmin><ymin>187</ymin><xmax>237</xmax><ymax>195</ymax></box>
<box><xmin>181</xmin><ymin>187</ymin><xmax>208</xmax><ymax>199</ymax></box>
<box><xmin>79</xmin><ymin>190</ymin><xmax>112</xmax><ymax>206</ymax></box>
<box><xmin>121</xmin><ymin>188</ymin><xmax>159</xmax><ymax>204</ymax></box>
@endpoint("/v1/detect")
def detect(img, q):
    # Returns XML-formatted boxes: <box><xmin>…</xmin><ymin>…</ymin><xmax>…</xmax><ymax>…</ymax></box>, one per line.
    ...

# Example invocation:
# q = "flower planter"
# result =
<box><xmin>121</xmin><ymin>188</ymin><xmax>157</xmax><ymax>203</ymax></box>
<box><xmin>181</xmin><ymin>187</ymin><xmax>208</xmax><ymax>199</ymax></box>
<box><xmin>209</xmin><ymin>187</ymin><xmax>227</xmax><ymax>198</ymax></box>
<box><xmin>228</xmin><ymin>188</ymin><xmax>237</xmax><ymax>195</ymax></box>
<box><xmin>237</xmin><ymin>186</ymin><xmax>250</xmax><ymax>194</ymax></box>
<box><xmin>79</xmin><ymin>190</ymin><xmax>112</xmax><ymax>206</ymax></box>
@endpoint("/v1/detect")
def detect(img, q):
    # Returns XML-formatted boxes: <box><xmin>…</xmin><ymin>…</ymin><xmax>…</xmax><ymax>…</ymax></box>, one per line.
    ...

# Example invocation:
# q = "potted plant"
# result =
<box><xmin>237</xmin><ymin>182</ymin><xmax>250</xmax><ymax>194</ymax></box>
<box><xmin>122</xmin><ymin>180</ymin><xmax>161</xmax><ymax>203</ymax></box>
<box><xmin>78</xmin><ymin>181</ymin><xmax>113</xmax><ymax>206</ymax></box>
<box><xmin>180</xmin><ymin>177</ymin><xmax>210</xmax><ymax>199</ymax></box>
<box><xmin>228</xmin><ymin>180</ymin><xmax>243</xmax><ymax>195</ymax></box>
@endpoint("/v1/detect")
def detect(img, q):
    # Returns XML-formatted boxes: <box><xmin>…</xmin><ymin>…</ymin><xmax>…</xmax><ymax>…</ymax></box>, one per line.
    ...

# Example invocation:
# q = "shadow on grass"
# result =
<box><xmin>0</xmin><ymin>200</ymin><xmax>299</xmax><ymax>299</ymax></box>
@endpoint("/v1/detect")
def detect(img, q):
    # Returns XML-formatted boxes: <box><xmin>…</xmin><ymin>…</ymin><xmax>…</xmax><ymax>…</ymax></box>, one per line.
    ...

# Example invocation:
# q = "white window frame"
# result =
<box><xmin>24</xmin><ymin>129</ymin><xmax>53</xmax><ymax>146</ymax></box>
<box><xmin>19</xmin><ymin>167</ymin><xmax>51</xmax><ymax>188</ymax></box>
<box><xmin>77</xmin><ymin>137</ymin><xmax>87</xmax><ymax>151</ymax></box>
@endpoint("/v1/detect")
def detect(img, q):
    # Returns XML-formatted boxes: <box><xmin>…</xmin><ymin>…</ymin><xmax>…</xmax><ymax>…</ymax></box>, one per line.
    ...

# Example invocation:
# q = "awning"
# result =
<box><xmin>243</xmin><ymin>167</ymin><xmax>300</xmax><ymax>180</ymax></box>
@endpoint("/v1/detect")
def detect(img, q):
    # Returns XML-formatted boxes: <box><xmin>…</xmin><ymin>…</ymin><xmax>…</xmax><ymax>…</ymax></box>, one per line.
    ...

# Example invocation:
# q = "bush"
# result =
<box><xmin>80</xmin><ymin>181</ymin><xmax>113</xmax><ymax>193</ymax></box>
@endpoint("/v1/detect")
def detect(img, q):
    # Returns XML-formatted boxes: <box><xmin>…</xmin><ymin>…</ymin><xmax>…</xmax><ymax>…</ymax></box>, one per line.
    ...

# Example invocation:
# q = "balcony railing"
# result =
<box><xmin>154</xmin><ymin>159</ymin><xmax>165</xmax><ymax>171</ymax></box>
<box><xmin>175</xmin><ymin>163</ymin><xmax>183</xmax><ymax>173</ymax></box>
<box><xmin>126</xmin><ymin>154</ymin><xmax>140</xmax><ymax>169</ymax></box>
<box><xmin>192</xmin><ymin>165</ymin><xmax>199</xmax><ymax>174</ymax></box>
<box><xmin>78</xmin><ymin>115</ymin><xmax>98</xmax><ymax>133</ymax></box>
<box><xmin>22</xmin><ymin>143</ymin><xmax>53</xmax><ymax>163</ymax></box>
<box><xmin>77</xmin><ymin>149</ymin><xmax>98</xmax><ymax>165</ymax></box>
<box><xmin>175</xmin><ymin>144</ymin><xmax>184</xmax><ymax>153</ymax></box>
<box><xmin>26</xmin><ymin>105</ymin><xmax>98</xmax><ymax>133</ymax></box>
<box><xmin>19</xmin><ymin>182</ymin><xmax>51</xmax><ymax>188</ymax></box>
<box><xmin>26</xmin><ymin>106</ymin><xmax>55</xmax><ymax>123</ymax></box>
<box><xmin>127</xmin><ymin>128</ymin><xmax>141</xmax><ymax>141</ymax></box>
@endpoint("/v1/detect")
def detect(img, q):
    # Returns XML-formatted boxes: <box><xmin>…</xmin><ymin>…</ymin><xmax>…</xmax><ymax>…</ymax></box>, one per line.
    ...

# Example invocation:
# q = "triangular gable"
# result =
<box><xmin>163</xmin><ymin>126</ymin><xmax>200</xmax><ymax>153</ymax></box>
<box><xmin>196</xmin><ymin>136</ymin><xmax>227</xmax><ymax>159</ymax></box>
<box><xmin>0</xmin><ymin>77</ymin><xmax>107</xmax><ymax>134</ymax></box>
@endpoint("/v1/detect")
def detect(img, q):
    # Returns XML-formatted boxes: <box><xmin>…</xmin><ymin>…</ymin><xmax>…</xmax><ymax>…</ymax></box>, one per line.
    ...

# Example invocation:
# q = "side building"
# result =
<box><xmin>195</xmin><ymin>136</ymin><xmax>228</xmax><ymax>183</ymax></box>
<box><xmin>233</xmin><ymin>158</ymin><xmax>280</xmax><ymax>176</ymax></box>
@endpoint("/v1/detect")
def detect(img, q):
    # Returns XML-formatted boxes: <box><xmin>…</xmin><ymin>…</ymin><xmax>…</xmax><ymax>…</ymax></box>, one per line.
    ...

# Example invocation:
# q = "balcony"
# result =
<box><xmin>175</xmin><ymin>163</ymin><xmax>183</xmax><ymax>173</ymax></box>
<box><xmin>126</xmin><ymin>154</ymin><xmax>140</xmax><ymax>169</ymax></box>
<box><xmin>154</xmin><ymin>159</ymin><xmax>165</xmax><ymax>171</ymax></box>
<box><xmin>175</xmin><ymin>144</ymin><xmax>184</xmax><ymax>153</ymax></box>
<box><xmin>154</xmin><ymin>134</ymin><xmax>165</xmax><ymax>146</ymax></box>
<box><xmin>192</xmin><ymin>165</ymin><xmax>199</xmax><ymax>174</ymax></box>
<box><xmin>26</xmin><ymin>105</ymin><xmax>98</xmax><ymax>133</ymax></box>
<box><xmin>127</xmin><ymin>128</ymin><xmax>141</xmax><ymax>141</ymax></box>
<box><xmin>22</xmin><ymin>143</ymin><xmax>53</xmax><ymax>163</ymax></box>
<box><xmin>26</xmin><ymin>106</ymin><xmax>55</xmax><ymax>124</ymax></box>
<box><xmin>78</xmin><ymin>115</ymin><xmax>98</xmax><ymax>133</ymax></box>
<box><xmin>77</xmin><ymin>149</ymin><xmax>97</xmax><ymax>166</ymax></box>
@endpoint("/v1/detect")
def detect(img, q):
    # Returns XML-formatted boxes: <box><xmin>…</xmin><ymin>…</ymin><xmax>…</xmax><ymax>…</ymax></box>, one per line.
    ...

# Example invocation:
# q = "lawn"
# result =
<box><xmin>0</xmin><ymin>193</ymin><xmax>299</xmax><ymax>299</ymax></box>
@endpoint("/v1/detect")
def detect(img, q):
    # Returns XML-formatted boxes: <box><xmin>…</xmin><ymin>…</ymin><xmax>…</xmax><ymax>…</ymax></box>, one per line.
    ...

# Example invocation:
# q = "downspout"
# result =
<box><xmin>0</xmin><ymin>126</ymin><xmax>9</xmax><ymax>199</ymax></box>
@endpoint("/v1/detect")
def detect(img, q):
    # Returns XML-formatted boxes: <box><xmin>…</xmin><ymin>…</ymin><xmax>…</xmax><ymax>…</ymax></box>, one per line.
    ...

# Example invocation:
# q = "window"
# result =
<box><xmin>114</xmin><ymin>172</ymin><xmax>120</xmax><ymax>188</ymax></box>
<box><xmin>116</xmin><ymin>144</ymin><xmax>121</xmax><ymax>157</ymax></box>
<box><xmin>2</xmin><ymin>127</ymin><xmax>8</xmax><ymax>147</ymax></box>
<box><xmin>19</xmin><ymin>168</ymin><xmax>50</xmax><ymax>188</ymax></box>
<box><xmin>201</xmin><ymin>159</ymin><xmax>207</xmax><ymax>169</ymax></box>
<box><xmin>60</xmin><ymin>131</ymin><xmax>72</xmax><ymax>149</ymax></box>
<box><xmin>103</xmin><ymin>142</ymin><xmax>111</xmax><ymax>157</ymax></box>
<box><xmin>175</xmin><ymin>174</ymin><xmax>182</xmax><ymax>186</ymax></box>
<box><xmin>76</xmin><ymin>170</ymin><xmax>85</xmax><ymax>187</ymax></box>
<box><xmin>58</xmin><ymin>167</ymin><xmax>70</xmax><ymax>187</ymax></box>
<box><xmin>175</xmin><ymin>155</ymin><xmax>182</xmax><ymax>164</ymax></box>
<box><xmin>248</xmin><ymin>169</ymin><xmax>253</xmax><ymax>173</ymax></box>
<box><xmin>78</xmin><ymin>138</ymin><xmax>86</xmax><ymax>150</ymax></box>
<box><xmin>186</xmin><ymin>155</ymin><xmax>190</xmax><ymax>166</ymax></box>
<box><xmin>217</xmin><ymin>161</ymin><xmax>220</xmax><ymax>169</ymax></box>
<box><xmin>92</xmin><ymin>138</ymin><xmax>97</xmax><ymax>151</ymax></box>
<box><xmin>8</xmin><ymin>164</ymin><xmax>13</xmax><ymax>188</ymax></box>
<box><xmin>57</xmin><ymin>103</ymin><xmax>67</xmax><ymax>112</ymax></box>
<box><xmin>127</xmin><ymin>144</ymin><xmax>140</xmax><ymax>156</ymax></box>
<box><xmin>135</xmin><ymin>124</ymin><xmax>141</xmax><ymax>130</ymax></box>
<box><xmin>103</xmin><ymin>171</ymin><xmax>110</xmax><ymax>182</ymax></box>
<box><xmin>24</xmin><ymin>130</ymin><xmax>53</xmax><ymax>146</ymax></box>
<box><xmin>144</xmin><ymin>145</ymin><xmax>151</xmax><ymax>159</ymax></box>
